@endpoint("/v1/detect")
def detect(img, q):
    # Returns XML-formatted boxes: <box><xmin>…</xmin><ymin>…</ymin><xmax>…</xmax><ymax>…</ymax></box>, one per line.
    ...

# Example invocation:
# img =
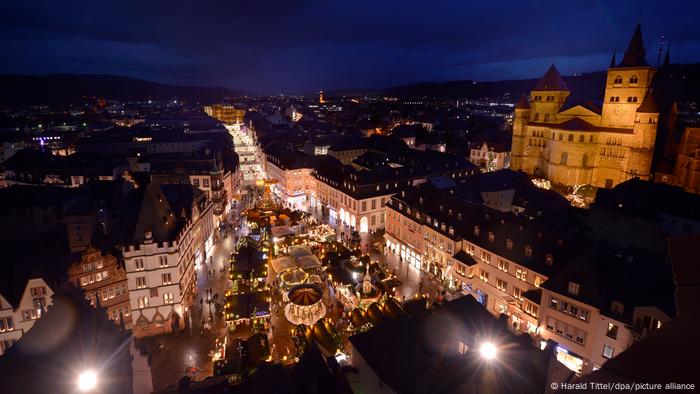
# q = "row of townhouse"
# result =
<box><xmin>263</xmin><ymin>135</ymin><xmax>478</xmax><ymax>234</ymax></box>
<box><xmin>384</xmin><ymin>182</ymin><xmax>675</xmax><ymax>375</ymax></box>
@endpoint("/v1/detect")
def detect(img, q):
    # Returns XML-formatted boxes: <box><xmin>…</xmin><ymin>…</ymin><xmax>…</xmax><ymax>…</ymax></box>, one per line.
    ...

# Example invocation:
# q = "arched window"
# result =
<box><xmin>579</xmin><ymin>135</ymin><xmax>585</xmax><ymax>143</ymax></box>
<box><xmin>629</xmin><ymin>75</ymin><xmax>638</xmax><ymax>84</ymax></box>
<box><xmin>560</xmin><ymin>152</ymin><xmax>568</xmax><ymax>165</ymax></box>
<box><xmin>614</xmin><ymin>75</ymin><xmax>623</xmax><ymax>85</ymax></box>
<box><xmin>568</xmin><ymin>134</ymin><xmax>574</xmax><ymax>142</ymax></box>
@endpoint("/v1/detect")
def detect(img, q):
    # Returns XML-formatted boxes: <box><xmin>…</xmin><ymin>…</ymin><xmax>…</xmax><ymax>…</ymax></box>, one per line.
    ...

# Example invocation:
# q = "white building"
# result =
<box><xmin>123</xmin><ymin>182</ymin><xmax>214</xmax><ymax>337</ymax></box>
<box><xmin>0</xmin><ymin>278</ymin><xmax>53</xmax><ymax>355</ymax></box>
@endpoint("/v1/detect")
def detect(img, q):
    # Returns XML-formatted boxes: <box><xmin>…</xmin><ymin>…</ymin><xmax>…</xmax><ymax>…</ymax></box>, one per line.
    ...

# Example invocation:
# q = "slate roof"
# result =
<box><xmin>637</xmin><ymin>90</ymin><xmax>659</xmax><ymax>113</ymax></box>
<box><xmin>515</xmin><ymin>95</ymin><xmax>530</xmax><ymax>109</ymax></box>
<box><xmin>348</xmin><ymin>295</ymin><xmax>552</xmax><ymax>394</ymax></box>
<box><xmin>540</xmin><ymin>242</ymin><xmax>675</xmax><ymax>323</ymax></box>
<box><xmin>390</xmin><ymin>182</ymin><xmax>587</xmax><ymax>278</ymax></box>
<box><xmin>125</xmin><ymin>182</ymin><xmax>206</xmax><ymax>244</ymax></box>
<box><xmin>616</xmin><ymin>24</ymin><xmax>649</xmax><ymax>68</ymax></box>
<box><xmin>533</xmin><ymin>64</ymin><xmax>569</xmax><ymax>91</ymax></box>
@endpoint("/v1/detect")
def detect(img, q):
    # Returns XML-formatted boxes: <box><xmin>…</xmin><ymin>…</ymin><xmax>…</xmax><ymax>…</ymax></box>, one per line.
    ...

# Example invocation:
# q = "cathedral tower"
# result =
<box><xmin>528</xmin><ymin>65</ymin><xmax>570</xmax><ymax>124</ymax></box>
<box><xmin>601</xmin><ymin>24</ymin><xmax>657</xmax><ymax>128</ymax></box>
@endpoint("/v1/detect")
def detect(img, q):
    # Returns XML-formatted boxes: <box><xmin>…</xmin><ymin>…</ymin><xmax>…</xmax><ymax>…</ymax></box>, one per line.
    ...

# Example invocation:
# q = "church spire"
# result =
<box><xmin>609</xmin><ymin>49</ymin><xmax>617</xmax><ymax>68</ymax></box>
<box><xmin>663</xmin><ymin>45</ymin><xmax>671</xmax><ymax>67</ymax></box>
<box><xmin>617</xmin><ymin>24</ymin><xmax>648</xmax><ymax>68</ymax></box>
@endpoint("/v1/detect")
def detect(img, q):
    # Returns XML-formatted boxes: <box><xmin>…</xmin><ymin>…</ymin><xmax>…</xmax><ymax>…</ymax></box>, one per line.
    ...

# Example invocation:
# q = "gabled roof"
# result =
<box><xmin>515</xmin><ymin>95</ymin><xmax>530</xmax><ymax>109</ymax></box>
<box><xmin>617</xmin><ymin>24</ymin><xmax>649</xmax><ymax>68</ymax></box>
<box><xmin>559</xmin><ymin>100</ymin><xmax>602</xmax><ymax>115</ymax></box>
<box><xmin>532</xmin><ymin>64</ymin><xmax>569</xmax><ymax>91</ymax></box>
<box><xmin>637</xmin><ymin>90</ymin><xmax>659</xmax><ymax>113</ymax></box>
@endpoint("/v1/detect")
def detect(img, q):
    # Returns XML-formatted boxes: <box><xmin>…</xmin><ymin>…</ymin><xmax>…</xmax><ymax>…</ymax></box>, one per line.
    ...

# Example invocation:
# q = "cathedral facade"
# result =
<box><xmin>511</xmin><ymin>25</ymin><xmax>660</xmax><ymax>189</ymax></box>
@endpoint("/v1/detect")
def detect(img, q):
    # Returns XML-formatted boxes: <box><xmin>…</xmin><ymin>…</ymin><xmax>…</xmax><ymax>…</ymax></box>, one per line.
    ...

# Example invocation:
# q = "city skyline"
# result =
<box><xmin>2</xmin><ymin>0</ymin><xmax>700</xmax><ymax>92</ymax></box>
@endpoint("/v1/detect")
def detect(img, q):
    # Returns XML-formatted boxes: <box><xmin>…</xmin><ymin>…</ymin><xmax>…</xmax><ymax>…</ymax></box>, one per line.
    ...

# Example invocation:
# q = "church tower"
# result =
<box><xmin>601</xmin><ymin>24</ymin><xmax>657</xmax><ymax>128</ymax></box>
<box><xmin>528</xmin><ymin>65</ymin><xmax>570</xmax><ymax>124</ymax></box>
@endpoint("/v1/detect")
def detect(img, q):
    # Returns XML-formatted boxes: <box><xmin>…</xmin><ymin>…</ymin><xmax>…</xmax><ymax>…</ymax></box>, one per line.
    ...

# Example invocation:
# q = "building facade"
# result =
<box><xmin>67</xmin><ymin>247</ymin><xmax>132</xmax><ymax>329</ymax></box>
<box><xmin>0</xmin><ymin>278</ymin><xmax>53</xmax><ymax>356</ymax></box>
<box><xmin>122</xmin><ymin>183</ymin><xmax>214</xmax><ymax>337</ymax></box>
<box><xmin>511</xmin><ymin>25</ymin><xmax>660</xmax><ymax>189</ymax></box>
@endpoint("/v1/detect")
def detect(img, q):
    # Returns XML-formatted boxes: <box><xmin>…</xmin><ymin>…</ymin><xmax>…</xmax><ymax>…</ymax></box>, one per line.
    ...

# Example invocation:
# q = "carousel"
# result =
<box><xmin>284</xmin><ymin>284</ymin><xmax>327</xmax><ymax>326</ymax></box>
<box><xmin>279</xmin><ymin>268</ymin><xmax>308</xmax><ymax>301</ymax></box>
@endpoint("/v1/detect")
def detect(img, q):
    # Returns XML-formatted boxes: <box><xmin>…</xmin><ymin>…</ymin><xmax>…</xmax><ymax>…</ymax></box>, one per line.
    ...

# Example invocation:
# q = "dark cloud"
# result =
<box><xmin>1</xmin><ymin>0</ymin><xmax>699</xmax><ymax>92</ymax></box>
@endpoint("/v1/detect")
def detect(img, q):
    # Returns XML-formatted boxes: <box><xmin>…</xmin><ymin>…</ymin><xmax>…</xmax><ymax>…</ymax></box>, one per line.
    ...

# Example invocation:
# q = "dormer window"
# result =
<box><xmin>474</xmin><ymin>226</ymin><xmax>480</xmax><ymax>236</ymax></box>
<box><xmin>524</xmin><ymin>245</ymin><xmax>532</xmax><ymax>257</ymax></box>
<box><xmin>419</xmin><ymin>197</ymin><xmax>423</xmax><ymax>204</ymax></box>
<box><xmin>457</xmin><ymin>213</ymin><xmax>462</xmax><ymax>220</ymax></box>
<box><xmin>440</xmin><ymin>224</ymin><xmax>446</xmax><ymax>231</ymax></box>
<box><xmin>448</xmin><ymin>209</ymin><xmax>453</xmax><ymax>216</ymax></box>
<box><xmin>568</xmin><ymin>282</ymin><xmax>580</xmax><ymax>295</ymax></box>
<box><xmin>448</xmin><ymin>227</ymin><xmax>454</xmax><ymax>235</ymax></box>
<box><xmin>488</xmin><ymin>232</ymin><xmax>495</xmax><ymax>242</ymax></box>
<box><xmin>545</xmin><ymin>254</ymin><xmax>553</xmax><ymax>266</ymax></box>
<box><xmin>506</xmin><ymin>239</ymin><xmax>513</xmax><ymax>250</ymax></box>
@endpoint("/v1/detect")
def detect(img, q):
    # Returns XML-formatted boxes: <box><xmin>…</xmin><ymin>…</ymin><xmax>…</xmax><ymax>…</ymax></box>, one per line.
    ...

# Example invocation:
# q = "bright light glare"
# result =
<box><xmin>77</xmin><ymin>370</ymin><xmax>97</xmax><ymax>391</ymax></box>
<box><xmin>480</xmin><ymin>342</ymin><xmax>497</xmax><ymax>360</ymax></box>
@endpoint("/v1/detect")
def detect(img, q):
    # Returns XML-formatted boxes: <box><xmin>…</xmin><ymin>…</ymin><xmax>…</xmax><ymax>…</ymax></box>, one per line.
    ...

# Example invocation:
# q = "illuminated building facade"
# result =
<box><xmin>122</xmin><ymin>183</ymin><xmax>214</xmax><ymax>337</ymax></box>
<box><xmin>67</xmin><ymin>246</ymin><xmax>132</xmax><ymax>328</ymax></box>
<box><xmin>511</xmin><ymin>25</ymin><xmax>663</xmax><ymax>189</ymax></box>
<box><xmin>0</xmin><ymin>277</ymin><xmax>53</xmax><ymax>356</ymax></box>
<box><xmin>203</xmin><ymin>104</ymin><xmax>245</xmax><ymax>125</ymax></box>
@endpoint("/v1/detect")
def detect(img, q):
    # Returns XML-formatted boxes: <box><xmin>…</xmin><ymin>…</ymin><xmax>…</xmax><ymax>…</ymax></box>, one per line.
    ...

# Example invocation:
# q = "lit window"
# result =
<box><xmin>606</xmin><ymin>323</ymin><xmax>619</xmax><ymax>339</ymax></box>
<box><xmin>602</xmin><ymin>344</ymin><xmax>614</xmax><ymax>359</ymax></box>
<box><xmin>568</xmin><ymin>282</ymin><xmax>580</xmax><ymax>295</ymax></box>
<box><xmin>136</xmin><ymin>277</ymin><xmax>147</xmax><ymax>289</ymax></box>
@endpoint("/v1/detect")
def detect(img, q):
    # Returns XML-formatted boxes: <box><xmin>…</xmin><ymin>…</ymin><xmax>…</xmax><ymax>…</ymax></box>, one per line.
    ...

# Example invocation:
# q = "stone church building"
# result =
<box><xmin>511</xmin><ymin>25</ymin><xmax>673</xmax><ymax>189</ymax></box>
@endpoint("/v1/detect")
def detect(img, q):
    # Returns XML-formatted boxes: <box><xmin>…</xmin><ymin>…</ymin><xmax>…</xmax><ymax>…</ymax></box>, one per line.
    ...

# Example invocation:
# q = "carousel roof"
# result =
<box><xmin>288</xmin><ymin>284</ymin><xmax>323</xmax><ymax>306</ymax></box>
<box><xmin>281</xmin><ymin>268</ymin><xmax>308</xmax><ymax>285</ymax></box>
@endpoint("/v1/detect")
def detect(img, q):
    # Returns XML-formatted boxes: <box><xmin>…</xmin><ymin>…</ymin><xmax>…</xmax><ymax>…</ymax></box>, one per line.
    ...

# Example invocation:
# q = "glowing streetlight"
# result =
<box><xmin>77</xmin><ymin>370</ymin><xmax>97</xmax><ymax>392</ymax></box>
<box><xmin>479</xmin><ymin>342</ymin><xmax>497</xmax><ymax>360</ymax></box>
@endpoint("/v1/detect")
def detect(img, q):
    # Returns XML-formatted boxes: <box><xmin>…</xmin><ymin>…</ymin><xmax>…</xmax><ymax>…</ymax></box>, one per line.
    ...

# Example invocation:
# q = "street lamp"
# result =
<box><xmin>77</xmin><ymin>370</ymin><xmax>97</xmax><ymax>392</ymax></box>
<box><xmin>479</xmin><ymin>342</ymin><xmax>497</xmax><ymax>360</ymax></box>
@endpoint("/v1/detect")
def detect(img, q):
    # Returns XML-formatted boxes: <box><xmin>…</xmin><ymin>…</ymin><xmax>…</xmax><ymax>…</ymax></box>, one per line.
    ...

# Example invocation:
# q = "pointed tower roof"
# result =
<box><xmin>132</xmin><ymin>182</ymin><xmax>178</xmax><ymax>243</ymax></box>
<box><xmin>637</xmin><ymin>90</ymin><xmax>659</xmax><ymax>113</ymax></box>
<box><xmin>617</xmin><ymin>24</ymin><xmax>648</xmax><ymax>68</ymax></box>
<box><xmin>609</xmin><ymin>50</ymin><xmax>617</xmax><ymax>68</ymax></box>
<box><xmin>515</xmin><ymin>95</ymin><xmax>530</xmax><ymax>109</ymax></box>
<box><xmin>533</xmin><ymin>64</ymin><xmax>569</xmax><ymax>91</ymax></box>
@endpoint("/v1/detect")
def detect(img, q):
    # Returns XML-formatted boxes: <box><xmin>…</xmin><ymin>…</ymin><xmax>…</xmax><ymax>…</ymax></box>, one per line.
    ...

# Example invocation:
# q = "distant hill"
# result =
<box><xmin>381</xmin><ymin>64</ymin><xmax>700</xmax><ymax>103</ymax></box>
<box><xmin>0</xmin><ymin>74</ymin><xmax>245</xmax><ymax>107</ymax></box>
<box><xmin>381</xmin><ymin>72</ymin><xmax>607</xmax><ymax>101</ymax></box>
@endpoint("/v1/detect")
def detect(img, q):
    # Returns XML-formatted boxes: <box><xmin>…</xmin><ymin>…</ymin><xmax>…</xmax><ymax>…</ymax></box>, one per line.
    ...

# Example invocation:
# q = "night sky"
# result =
<box><xmin>1</xmin><ymin>0</ymin><xmax>699</xmax><ymax>93</ymax></box>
